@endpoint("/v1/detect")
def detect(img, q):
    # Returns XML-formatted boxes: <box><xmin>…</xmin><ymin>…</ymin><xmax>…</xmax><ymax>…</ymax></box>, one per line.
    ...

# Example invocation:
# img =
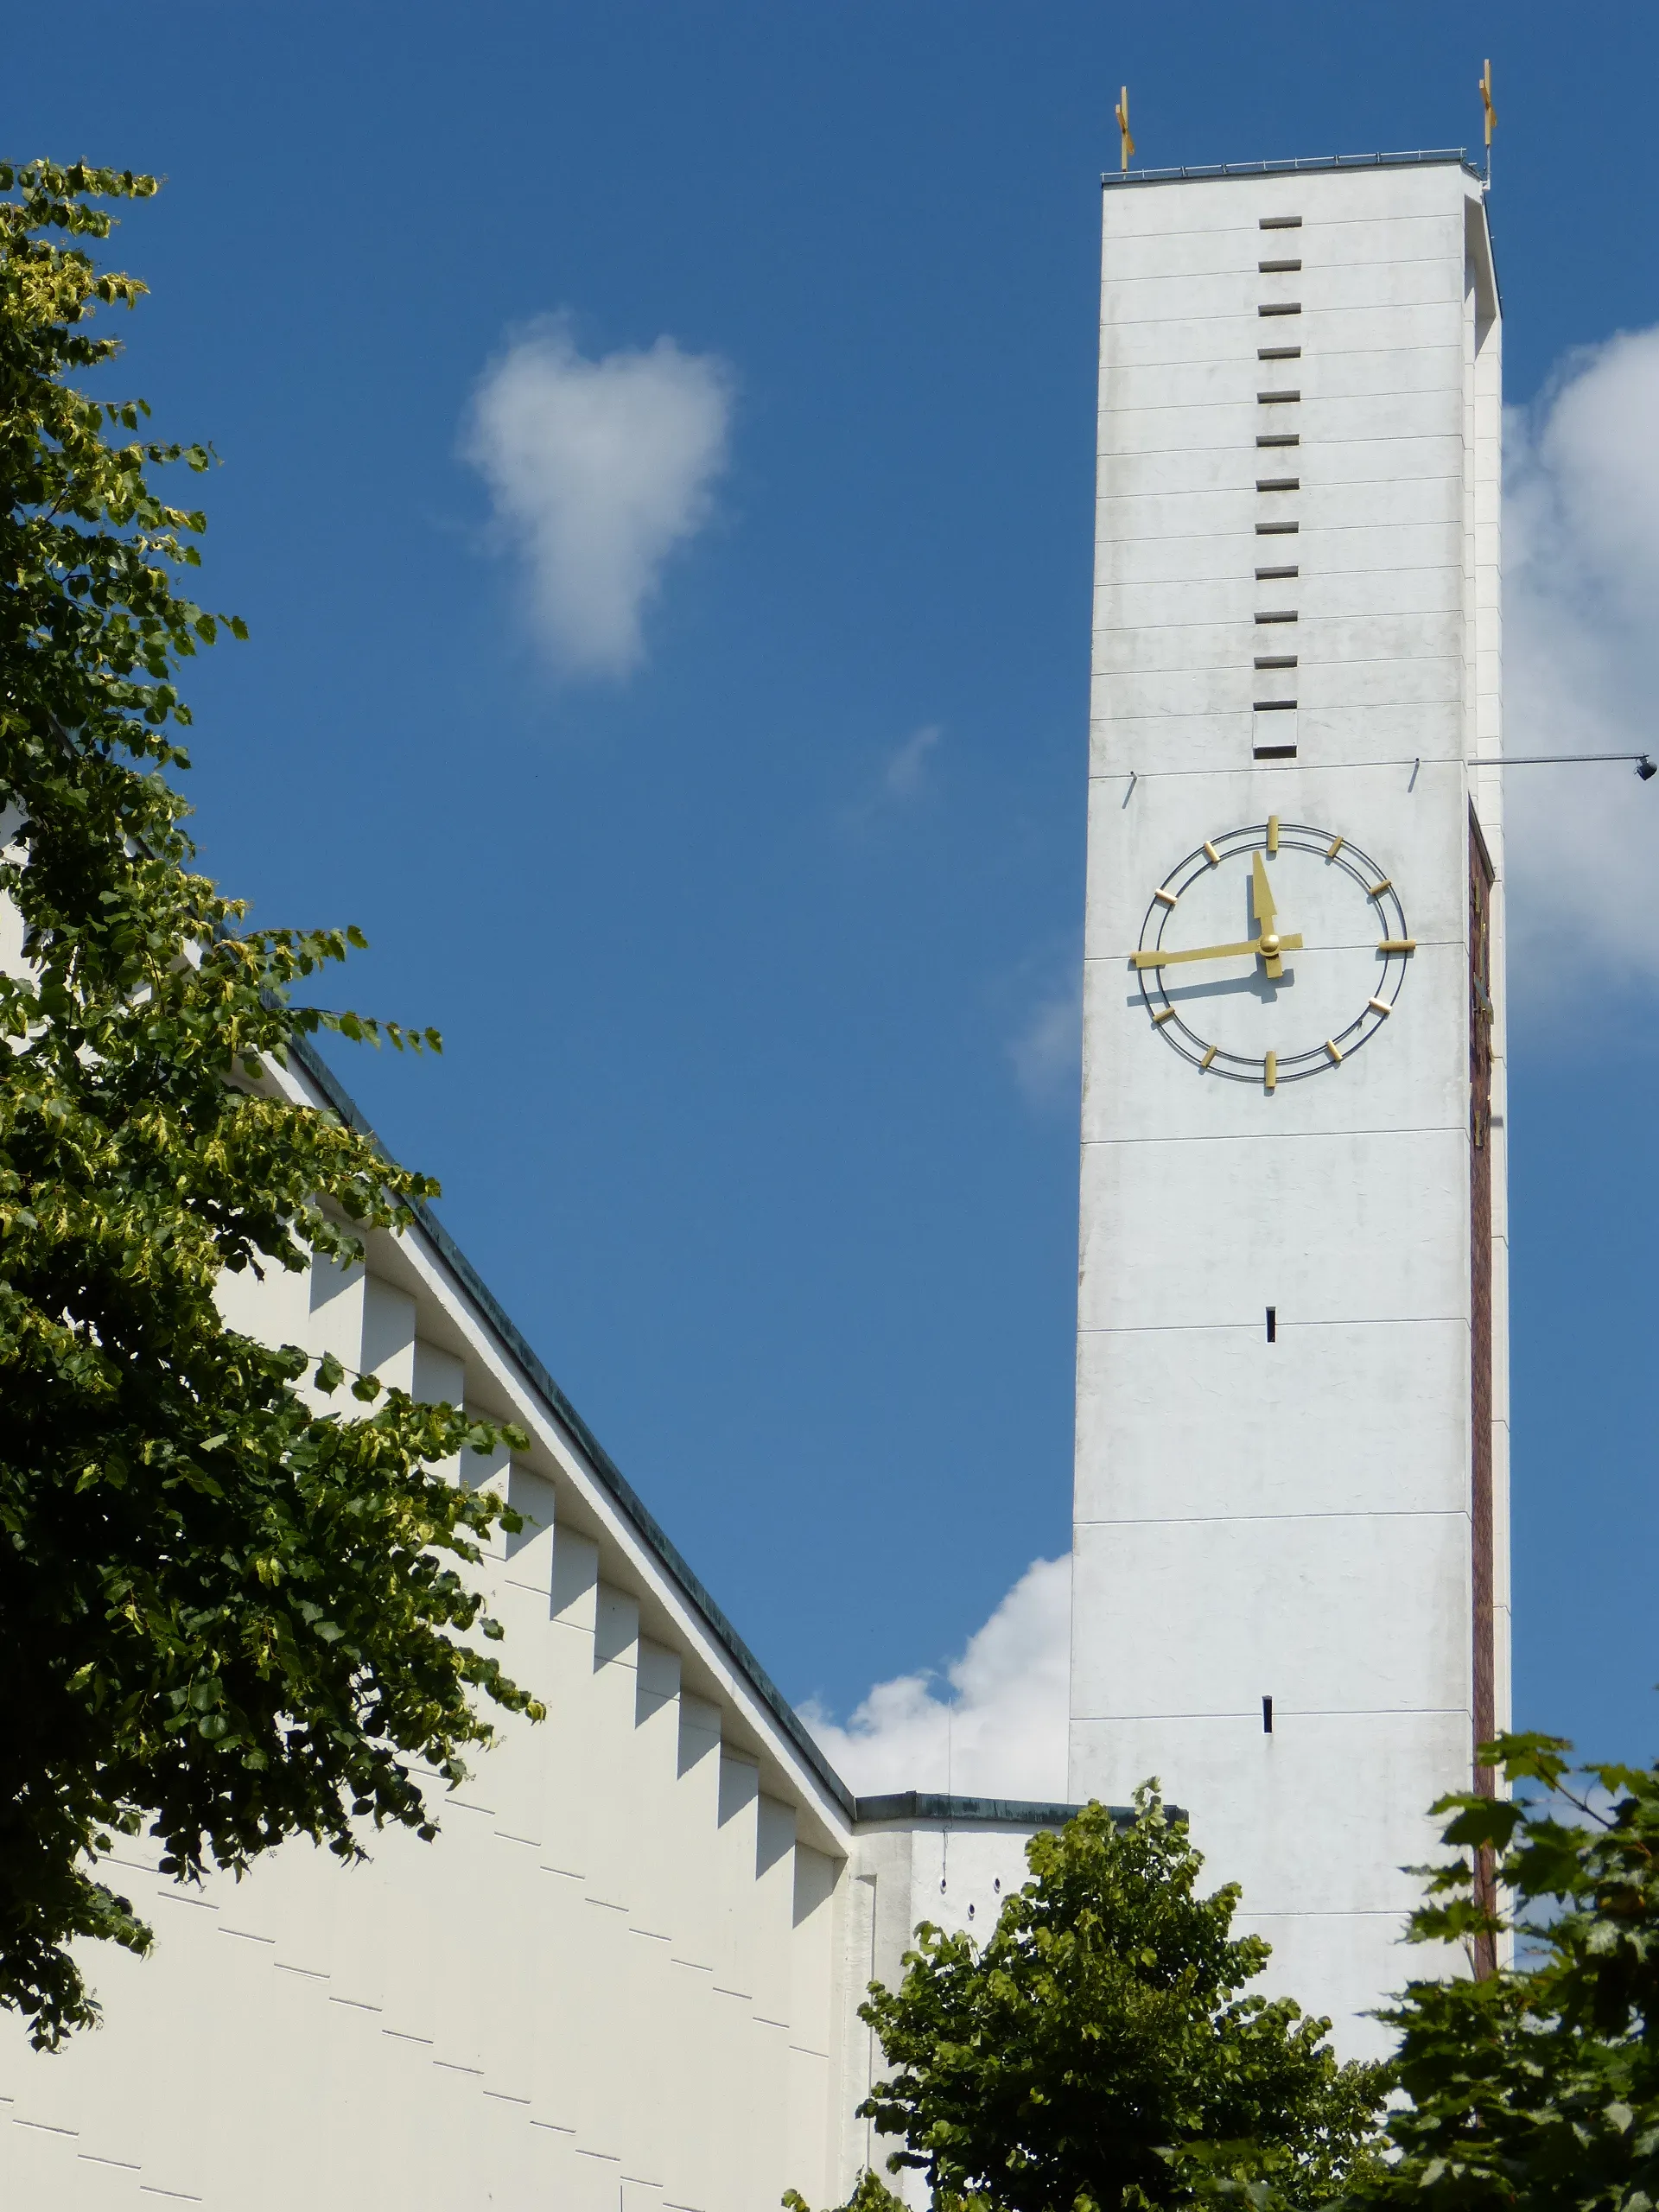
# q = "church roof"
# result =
<box><xmin>292</xmin><ymin>1031</ymin><xmax>1087</xmax><ymax>1844</ymax></box>
<box><xmin>289</xmin><ymin>1029</ymin><xmax>867</xmax><ymax>1822</ymax></box>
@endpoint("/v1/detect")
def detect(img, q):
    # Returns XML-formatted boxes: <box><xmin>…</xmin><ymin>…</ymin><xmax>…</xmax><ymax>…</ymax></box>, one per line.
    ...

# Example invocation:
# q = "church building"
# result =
<box><xmin>0</xmin><ymin>144</ymin><xmax>1507</xmax><ymax>2209</ymax></box>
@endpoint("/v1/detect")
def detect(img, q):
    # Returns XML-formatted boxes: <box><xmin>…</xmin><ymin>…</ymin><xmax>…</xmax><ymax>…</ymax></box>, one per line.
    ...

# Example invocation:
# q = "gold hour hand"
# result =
<box><xmin>1132</xmin><ymin>932</ymin><xmax>1304</xmax><ymax>970</ymax></box>
<box><xmin>1251</xmin><ymin>851</ymin><xmax>1277</xmax><ymax>931</ymax></box>
<box><xmin>1251</xmin><ymin>852</ymin><xmax>1286</xmax><ymax>978</ymax></box>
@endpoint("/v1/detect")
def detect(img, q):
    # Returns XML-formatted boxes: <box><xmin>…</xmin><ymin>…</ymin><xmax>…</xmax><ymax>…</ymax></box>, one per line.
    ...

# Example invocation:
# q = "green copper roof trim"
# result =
<box><xmin>1103</xmin><ymin>149</ymin><xmax>1479</xmax><ymax>188</ymax></box>
<box><xmin>855</xmin><ymin>1793</ymin><xmax>1084</xmax><ymax>1827</ymax></box>
<box><xmin>854</xmin><ymin>1794</ymin><xmax>1185</xmax><ymax>1829</ymax></box>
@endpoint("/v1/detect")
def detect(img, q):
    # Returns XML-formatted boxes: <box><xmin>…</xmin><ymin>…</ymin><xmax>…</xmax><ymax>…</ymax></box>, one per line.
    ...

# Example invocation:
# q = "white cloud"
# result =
<box><xmin>882</xmin><ymin>721</ymin><xmax>942</xmax><ymax>799</ymax></box>
<box><xmin>842</xmin><ymin>723</ymin><xmax>944</xmax><ymax>831</ymax></box>
<box><xmin>1007</xmin><ymin>965</ymin><xmax>1082</xmax><ymax>1109</ymax></box>
<box><xmin>462</xmin><ymin>321</ymin><xmax>732</xmax><ymax>677</ymax></box>
<box><xmin>1504</xmin><ymin>327</ymin><xmax>1659</xmax><ymax>1006</ymax></box>
<box><xmin>803</xmin><ymin>1555</ymin><xmax>1071</xmax><ymax>1802</ymax></box>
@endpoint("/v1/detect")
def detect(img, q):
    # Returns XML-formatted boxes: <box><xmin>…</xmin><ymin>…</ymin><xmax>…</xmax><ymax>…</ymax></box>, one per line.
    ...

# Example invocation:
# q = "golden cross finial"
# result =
<box><xmin>1115</xmin><ymin>85</ymin><xmax>1135</xmax><ymax>174</ymax></box>
<box><xmin>1478</xmin><ymin>58</ymin><xmax>1497</xmax><ymax>150</ymax></box>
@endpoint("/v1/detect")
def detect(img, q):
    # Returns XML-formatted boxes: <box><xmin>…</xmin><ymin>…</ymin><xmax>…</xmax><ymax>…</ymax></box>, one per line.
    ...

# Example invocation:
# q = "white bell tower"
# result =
<box><xmin>1069</xmin><ymin>150</ymin><xmax>1507</xmax><ymax>2050</ymax></box>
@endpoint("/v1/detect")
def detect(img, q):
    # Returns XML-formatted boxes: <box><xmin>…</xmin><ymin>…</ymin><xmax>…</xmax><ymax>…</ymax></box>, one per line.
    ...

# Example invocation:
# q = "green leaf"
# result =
<box><xmin>0</xmin><ymin>155</ymin><xmax>538</xmax><ymax>2051</ymax></box>
<box><xmin>851</xmin><ymin>1794</ymin><xmax>1389</xmax><ymax>2210</ymax></box>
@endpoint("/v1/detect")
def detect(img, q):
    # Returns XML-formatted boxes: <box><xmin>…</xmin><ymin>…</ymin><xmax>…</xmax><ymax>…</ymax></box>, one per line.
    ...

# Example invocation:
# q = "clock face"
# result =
<box><xmin>1133</xmin><ymin>817</ymin><xmax>1414</xmax><ymax>1087</ymax></box>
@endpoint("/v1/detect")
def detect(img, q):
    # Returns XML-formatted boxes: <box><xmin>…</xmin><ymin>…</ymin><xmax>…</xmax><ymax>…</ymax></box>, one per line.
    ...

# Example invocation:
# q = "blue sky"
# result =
<box><xmin>16</xmin><ymin>1</ymin><xmax>1659</xmax><ymax>1777</ymax></box>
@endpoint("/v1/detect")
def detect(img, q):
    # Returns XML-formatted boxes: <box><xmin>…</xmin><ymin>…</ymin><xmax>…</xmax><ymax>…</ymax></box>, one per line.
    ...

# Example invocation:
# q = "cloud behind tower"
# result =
<box><xmin>463</xmin><ymin>321</ymin><xmax>733</xmax><ymax>677</ymax></box>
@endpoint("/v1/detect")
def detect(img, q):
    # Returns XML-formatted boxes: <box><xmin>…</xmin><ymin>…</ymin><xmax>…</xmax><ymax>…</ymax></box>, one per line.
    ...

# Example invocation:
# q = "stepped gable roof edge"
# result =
<box><xmin>288</xmin><ymin>1030</ymin><xmax>860</xmax><ymax>1823</ymax></box>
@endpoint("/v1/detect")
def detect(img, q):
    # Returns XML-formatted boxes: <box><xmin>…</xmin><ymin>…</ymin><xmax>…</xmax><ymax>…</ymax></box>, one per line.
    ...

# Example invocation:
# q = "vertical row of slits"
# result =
<box><xmin>1253</xmin><ymin>214</ymin><xmax>1301</xmax><ymax>760</ymax></box>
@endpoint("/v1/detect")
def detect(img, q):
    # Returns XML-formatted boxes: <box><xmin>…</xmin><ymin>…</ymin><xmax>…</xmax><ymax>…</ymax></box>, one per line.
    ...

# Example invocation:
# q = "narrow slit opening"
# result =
<box><xmin>1254</xmin><ymin>744</ymin><xmax>1298</xmax><ymax>760</ymax></box>
<box><xmin>1259</xmin><ymin>215</ymin><xmax>1302</xmax><ymax>229</ymax></box>
<box><xmin>1262</xmin><ymin>1695</ymin><xmax>1274</xmax><ymax>1732</ymax></box>
<box><xmin>1266</xmin><ymin>1306</ymin><xmax>1277</xmax><ymax>1342</ymax></box>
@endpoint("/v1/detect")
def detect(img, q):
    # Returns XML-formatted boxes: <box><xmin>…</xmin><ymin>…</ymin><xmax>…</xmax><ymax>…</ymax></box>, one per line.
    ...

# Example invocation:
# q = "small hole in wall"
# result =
<box><xmin>968</xmin><ymin>1903</ymin><xmax>976</xmax><ymax>1919</ymax></box>
<box><xmin>994</xmin><ymin>1878</ymin><xmax>1001</xmax><ymax>1893</ymax></box>
<box><xmin>939</xmin><ymin>1877</ymin><xmax>946</xmax><ymax>1893</ymax></box>
<box><xmin>1266</xmin><ymin>1306</ymin><xmax>1277</xmax><ymax>1343</ymax></box>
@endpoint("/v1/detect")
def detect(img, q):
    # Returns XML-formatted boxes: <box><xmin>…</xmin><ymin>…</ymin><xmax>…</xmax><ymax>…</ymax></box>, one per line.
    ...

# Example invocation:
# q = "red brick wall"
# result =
<box><xmin>1469</xmin><ymin>810</ymin><xmax>1497</xmax><ymax>1975</ymax></box>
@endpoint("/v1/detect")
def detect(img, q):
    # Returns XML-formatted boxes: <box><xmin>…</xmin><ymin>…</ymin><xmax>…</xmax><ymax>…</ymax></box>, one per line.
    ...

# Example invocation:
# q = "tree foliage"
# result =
<box><xmin>849</xmin><ymin>1791</ymin><xmax>1389</xmax><ymax>2212</ymax></box>
<box><xmin>784</xmin><ymin>2173</ymin><xmax>906</xmax><ymax>2212</ymax></box>
<box><xmin>0</xmin><ymin>159</ymin><xmax>539</xmax><ymax>2050</ymax></box>
<box><xmin>1340</xmin><ymin>1732</ymin><xmax>1659</xmax><ymax>2211</ymax></box>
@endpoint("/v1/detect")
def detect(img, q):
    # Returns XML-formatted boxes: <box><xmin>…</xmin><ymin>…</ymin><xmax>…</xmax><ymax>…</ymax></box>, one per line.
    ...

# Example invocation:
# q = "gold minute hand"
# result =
<box><xmin>1133</xmin><ymin>933</ymin><xmax>1304</xmax><ymax>970</ymax></box>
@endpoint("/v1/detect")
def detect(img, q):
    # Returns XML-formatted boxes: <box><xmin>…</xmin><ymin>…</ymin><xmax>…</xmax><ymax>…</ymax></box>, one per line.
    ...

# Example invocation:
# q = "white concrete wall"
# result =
<box><xmin>1070</xmin><ymin>158</ymin><xmax>1508</xmax><ymax>2053</ymax></box>
<box><xmin>0</xmin><ymin>1048</ymin><xmax>882</xmax><ymax>2211</ymax></box>
<box><xmin>0</xmin><ymin>958</ymin><xmax>1078</xmax><ymax>2209</ymax></box>
<box><xmin>851</xmin><ymin>1812</ymin><xmax>1068</xmax><ymax>2207</ymax></box>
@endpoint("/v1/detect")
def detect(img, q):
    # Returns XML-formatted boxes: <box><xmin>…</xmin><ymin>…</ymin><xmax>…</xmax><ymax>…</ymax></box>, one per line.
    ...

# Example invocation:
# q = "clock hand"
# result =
<box><xmin>1251</xmin><ymin>851</ymin><xmax>1277</xmax><ymax>930</ymax></box>
<box><xmin>1132</xmin><ymin>932</ymin><xmax>1304</xmax><ymax>970</ymax></box>
<box><xmin>1251</xmin><ymin>852</ymin><xmax>1286</xmax><ymax>979</ymax></box>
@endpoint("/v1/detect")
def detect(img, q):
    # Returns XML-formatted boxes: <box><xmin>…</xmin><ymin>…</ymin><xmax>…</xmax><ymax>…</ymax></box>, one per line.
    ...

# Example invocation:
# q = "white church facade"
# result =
<box><xmin>0</xmin><ymin>148</ymin><xmax>1508</xmax><ymax>2208</ymax></box>
<box><xmin>1071</xmin><ymin>147</ymin><xmax>1507</xmax><ymax>2036</ymax></box>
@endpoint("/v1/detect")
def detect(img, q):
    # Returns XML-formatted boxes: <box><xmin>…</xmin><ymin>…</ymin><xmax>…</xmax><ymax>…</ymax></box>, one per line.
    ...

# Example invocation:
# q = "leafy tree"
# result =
<box><xmin>783</xmin><ymin>2174</ymin><xmax>906</xmax><ymax>2212</ymax></box>
<box><xmin>842</xmin><ymin>1790</ymin><xmax>1389</xmax><ymax>2212</ymax></box>
<box><xmin>1340</xmin><ymin>1731</ymin><xmax>1659</xmax><ymax>2211</ymax></box>
<box><xmin>0</xmin><ymin>159</ymin><xmax>540</xmax><ymax>2050</ymax></box>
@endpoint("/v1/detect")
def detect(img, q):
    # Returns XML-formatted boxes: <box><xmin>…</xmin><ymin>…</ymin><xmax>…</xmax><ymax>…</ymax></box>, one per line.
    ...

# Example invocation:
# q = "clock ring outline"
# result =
<box><xmin>1135</xmin><ymin>821</ymin><xmax>1413</xmax><ymax>1082</ymax></box>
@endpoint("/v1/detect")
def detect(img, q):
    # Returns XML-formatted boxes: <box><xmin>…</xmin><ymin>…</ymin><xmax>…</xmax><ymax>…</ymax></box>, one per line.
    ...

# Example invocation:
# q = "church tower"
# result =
<box><xmin>1069</xmin><ymin>151</ymin><xmax>1507</xmax><ymax>2049</ymax></box>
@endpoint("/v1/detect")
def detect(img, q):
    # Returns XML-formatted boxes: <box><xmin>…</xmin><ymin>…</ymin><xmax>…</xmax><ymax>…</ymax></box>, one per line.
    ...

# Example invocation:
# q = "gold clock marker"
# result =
<box><xmin>1377</xmin><ymin>937</ymin><xmax>1416</xmax><ymax>954</ymax></box>
<box><xmin>1154</xmin><ymin>887</ymin><xmax>1179</xmax><ymax>907</ymax></box>
<box><xmin>1264</xmin><ymin>1050</ymin><xmax>1278</xmax><ymax>1090</ymax></box>
<box><xmin>1267</xmin><ymin>814</ymin><xmax>1280</xmax><ymax>855</ymax></box>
